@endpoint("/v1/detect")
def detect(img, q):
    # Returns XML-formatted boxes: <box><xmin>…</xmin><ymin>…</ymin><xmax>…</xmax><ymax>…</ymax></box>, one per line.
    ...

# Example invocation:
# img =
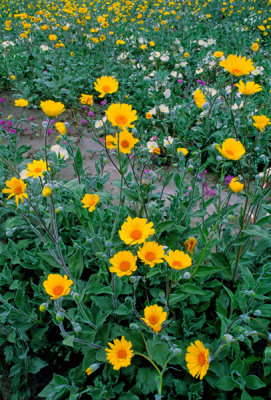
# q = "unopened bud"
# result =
<box><xmin>85</xmin><ymin>363</ymin><xmax>101</xmax><ymax>375</ymax></box>
<box><xmin>39</xmin><ymin>303</ymin><xmax>48</xmax><ymax>312</ymax></box>
<box><xmin>254</xmin><ymin>310</ymin><xmax>261</xmax><ymax>316</ymax></box>
<box><xmin>183</xmin><ymin>272</ymin><xmax>191</xmax><ymax>279</ymax></box>
<box><xmin>222</xmin><ymin>334</ymin><xmax>234</xmax><ymax>342</ymax></box>
<box><xmin>129</xmin><ymin>323</ymin><xmax>139</xmax><ymax>330</ymax></box>
<box><xmin>56</xmin><ymin>312</ymin><xmax>64</xmax><ymax>322</ymax></box>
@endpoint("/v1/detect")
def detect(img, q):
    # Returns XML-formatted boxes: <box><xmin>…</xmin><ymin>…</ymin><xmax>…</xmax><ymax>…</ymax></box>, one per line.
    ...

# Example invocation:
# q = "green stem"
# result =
<box><xmin>135</xmin><ymin>352</ymin><xmax>163</xmax><ymax>395</ymax></box>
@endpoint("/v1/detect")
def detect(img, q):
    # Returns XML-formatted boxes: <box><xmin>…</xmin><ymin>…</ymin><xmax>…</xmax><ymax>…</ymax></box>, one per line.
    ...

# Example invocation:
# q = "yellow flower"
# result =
<box><xmin>40</xmin><ymin>100</ymin><xmax>65</xmax><ymax>117</ymax></box>
<box><xmin>213</xmin><ymin>51</ymin><xmax>224</xmax><ymax>58</ymax></box>
<box><xmin>142</xmin><ymin>305</ymin><xmax>167</xmax><ymax>334</ymax></box>
<box><xmin>165</xmin><ymin>250</ymin><xmax>192</xmax><ymax>270</ymax></box>
<box><xmin>2</xmin><ymin>177</ymin><xmax>28</xmax><ymax>207</ymax></box>
<box><xmin>220</xmin><ymin>55</ymin><xmax>255</xmax><ymax>76</ymax></box>
<box><xmin>42</xmin><ymin>186</ymin><xmax>52</xmax><ymax>197</ymax></box>
<box><xmin>152</xmin><ymin>147</ymin><xmax>161</xmax><ymax>155</ymax></box>
<box><xmin>194</xmin><ymin>89</ymin><xmax>206</xmax><ymax>108</ymax></box>
<box><xmin>137</xmin><ymin>241</ymin><xmax>165</xmax><ymax>268</ymax></box>
<box><xmin>80</xmin><ymin>94</ymin><xmax>93</xmax><ymax>106</ymax></box>
<box><xmin>100</xmin><ymin>35</ymin><xmax>106</xmax><ymax>41</ymax></box>
<box><xmin>26</xmin><ymin>159</ymin><xmax>48</xmax><ymax>178</ymax></box>
<box><xmin>116</xmin><ymin>39</ymin><xmax>125</xmax><ymax>45</ymax></box>
<box><xmin>177</xmin><ymin>148</ymin><xmax>189</xmax><ymax>156</ymax></box>
<box><xmin>119</xmin><ymin>216</ymin><xmax>155</xmax><ymax>245</ymax></box>
<box><xmin>85</xmin><ymin>364</ymin><xmax>100</xmax><ymax>375</ymax></box>
<box><xmin>149</xmin><ymin>41</ymin><xmax>155</xmax><ymax>46</ymax></box>
<box><xmin>252</xmin><ymin>115</ymin><xmax>271</xmax><ymax>132</ymax></box>
<box><xmin>43</xmin><ymin>274</ymin><xmax>73</xmax><ymax>300</ymax></box>
<box><xmin>105</xmin><ymin>336</ymin><xmax>133</xmax><ymax>370</ymax></box>
<box><xmin>229</xmin><ymin>177</ymin><xmax>244</xmax><ymax>193</ymax></box>
<box><xmin>145</xmin><ymin>112</ymin><xmax>152</xmax><ymax>119</ymax></box>
<box><xmin>106</xmin><ymin>103</ymin><xmax>138</xmax><ymax>129</ymax></box>
<box><xmin>14</xmin><ymin>99</ymin><xmax>28</xmax><ymax>107</ymax></box>
<box><xmin>140</xmin><ymin>44</ymin><xmax>147</xmax><ymax>50</ymax></box>
<box><xmin>10</xmin><ymin>75</ymin><xmax>16</xmax><ymax>80</ymax></box>
<box><xmin>251</xmin><ymin>42</ymin><xmax>259</xmax><ymax>51</ymax></box>
<box><xmin>94</xmin><ymin>76</ymin><xmax>119</xmax><ymax>98</ymax></box>
<box><xmin>116</xmin><ymin>130</ymin><xmax>139</xmax><ymax>154</ymax></box>
<box><xmin>48</xmin><ymin>34</ymin><xmax>57</xmax><ymax>41</ymax></box>
<box><xmin>81</xmin><ymin>193</ymin><xmax>99</xmax><ymax>212</ymax></box>
<box><xmin>184</xmin><ymin>52</ymin><xmax>189</xmax><ymax>58</ymax></box>
<box><xmin>55</xmin><ymin>122</ymin><xmax>67</xmax><ymax>135</ymax></box>
<box><xmin>235</xmin><ymin>80</ymin><xmax>262</xmax><ymax>95</ymax></box>
<box><xmin>154</xmin><ymin>26</ymin><xmax>159</xmax><ymax>31</ymax></box>
<box><xmin>184</xmin><ymin>238</ymin><xmax>197</xmax><ymax>254</ymax></box>
<box><xmin>105</xmin><ymin>135</ymin><xmax>117</xmax><ymax>149</ymax></box>
<box><xmin>216</xmin><ymin>138</ymin><xmax>246</xmax><ymax>160</ymax></box>
<box><xmin>185</xmin><ymin>340</ymin><xmax>209</xmax><ymax>380</ymax></box>
<box><xmin>109</xmin><ymin>251</ymin><xmax>137</xmax><ymax>277</ymax></box>
<box><xmin>85</xmin><ymin>367</ymin><xmax>93</xmax><ymax>375</ymax></box>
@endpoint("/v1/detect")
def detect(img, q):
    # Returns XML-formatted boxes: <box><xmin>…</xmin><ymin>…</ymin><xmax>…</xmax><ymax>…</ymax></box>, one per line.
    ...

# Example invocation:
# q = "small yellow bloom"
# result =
<box><xmin>10</xmin><ymin>75</ymin><xmax>16</xmax><ymax>80</ymax></box>
<box><xmin>119</xmin><ymin>216</ymin><xmax>155</xmax><ymax>245</ymax></box>
<box><xmin>153</xmin><ymin>147</ymin><xmax>161</xmax><ymax>155</ymax></box>
<box><xmin>109</xmin><ymin>251</ymin><xmax>137</xmax><ymax>277</ymax></box>
<box><xmin>40</xmin><ymin>100</ymin><xmax>65</xmax><ymax>117</ymax></box>
<box><xmin>105</xmin><ymin>336</ymin><xmax>133</xmax><ymax>370</ymax></box>
<box><xmin>100</xmin><ymin>35</ymin><xmax>106</xmax><ymax>41</ymax></box>
<box><xmin>235</xmin><ymin>80</ymin><xmax>262</xmax><ymax>95</ymax></box>
<box><xmin>43</xmin><ymin>274</ymin><xmax>73</xmax><ymax>300</ymax></box>
<box><xmin>177</xmin><ymin>148</ymin><xmax>189</xmax><ymax>156</ymax></box>
<box><xmin>229</xmin><ymin>177</ymin><xmax>244</xmax><ymax>193</ymax></box>
<box><xmin>105</xmin><ymin>135</ymin><xmax>117</xmax><ymax>149</ymax></box>
<box><xmin>145</xmin><ymin>112</ymin><xmax>152</xmax><ymax>119</ymax></box>
<box><xmin>137</xmin><ymin>241</ymin><xmax>165</xmax><ymax>268</ymax></box>
<box><xmin>116</xmin><ymin>130</ymin><xmax>139</xmax><ymax>154</ymax></box>
<box><xmin>164</xmin><ymin>250</ymin><xmax>192</xmax><ymax>270</ymax></box>
<box><xmin>216</xmin><ymin>138</ymin><xmax>246</xmax><ymax>160</ymax></box>
<box><xmin>194</xmin><ymin>89</ymin><xmax>206</xmax><ymax>108</ymax></box>
<box><xmin>184</xmin><ymin>238</ymin><xmax>197</xmax><ymax>254</ymax></box>
<box><xmin>252</xmin><ymin>115</ymin><xmax>271</xmax><ymax>132</ymax></box>
<box><xmin>27</xmin><ymin>159</ymin><xmax>49</xmax><ymax>178</ymax></box>
<box><xmin>80</xmin><ymin>94</ymin><xmax>93</xmax><ymax>106</ymax></box>
<box><xmin>14</xmin><ymin>99</ymin><xmax>28</xmax><ymax>107</ymax></box>
<box><xmin>42</xmin><ymin>186</ymin><xmax>52</xmax><ymax>197</ymax></box>
<box><xmin>94</xmin><ymin>76</ymin><xmax>119</xmax><ymax>98</ymax></box>
<box><xmin>85</xmin><ymin>367</ymin><xmax>93</xmax><ymax>375</ymax></box>
<box><xmin>142</xmin><ymin>304</ymin><xmax>167</xmax><ymax>334</ymax></box>
<box><xmin>220</xmin><ymin>54</ymin><xmax>255</xmax><ymax>76</ymax></box>
<box><xmin>186</xmin><ymin>340</ymin><xmax>209</xmax><ymax>380</ymax></box>
<box><xmin>55</xmin><ymin>122</ymin><xmax>67</xmax><ymax>135</ymax></box>
<box><xmin>184</xmin><ymin>52</ymin><xmax>190</xmax><ymax>58</ymax></box>
<box><xmin>149</xmin><ymin>41</ymin><xmax>155</xmax><ymax>47</ymax></box>
<box><xmin>213</xmin><ymin>51</ymin><xmax>224</xmax><ymax>58</ymax></box>
<box><xmin>106</xmin><ymin>103</ymin><xmax>138</xmax><ymax>129</ymax></box>
<box><xmin>2</xmin><ymin>177</ymin><xmax>28</xmax><ymax>207</ymax></box>
<box><xmin>48</xmin><ymin>34</ymin><xmax>57</xmax><ymax>41</ymax></box>
<box><xmin>140</xmin><ymin>44</ymin><xmax>147</xmax><ymax>50</ymax></box>
<box><xmin>251</xmin><ymin>42</ymin><xmax>259</xmax><ymax>51</ymax></box>
<box><xmin>81</xmin><ymin>193</ymin><xmax>99</xmax><ymax>212</ymax></box>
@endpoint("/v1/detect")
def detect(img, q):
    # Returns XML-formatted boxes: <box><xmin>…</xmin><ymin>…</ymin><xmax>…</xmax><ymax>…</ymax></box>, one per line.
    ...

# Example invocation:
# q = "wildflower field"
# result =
<box><xmin>1</xmin><ymin>0</ymin><xmax>271</xmax><ymax>398</ymax></box>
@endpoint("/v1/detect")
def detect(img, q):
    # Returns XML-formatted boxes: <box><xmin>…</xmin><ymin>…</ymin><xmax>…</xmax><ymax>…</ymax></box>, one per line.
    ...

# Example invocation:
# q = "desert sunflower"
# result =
<box><xmin>105</xmin><ymin>336</ymin><xmax>133</xmax><ymax>370</ymax></box>
<box><xmin>119</xmin><ymin>216</ymin><xmax>155</xmax><ymax>245</ymax></box>
<box><xmin>141</xmin><ymin>304</ymin><xmax>167</xmax><ymax>334</ymax></box>
<box><xmin>80</xmin><ymin>94</ymin><xmax>93</xmax><ymax>106</ymax></box>
<box><xmin>184</xmin><ymin>238</ymin><xmax>197</xmax><ymax>254</ymax></box>
<box><xmin>105</xmin><ymin>134</ymin><xmax>117</xmax><ymax>149</ymax></box>
<box><xmin>26</xmin><ymin>159</ymin><xmax>49</xmax><ymax>178</ymax></box>
<box><xmin>94</xmin><ymin>76</ymin><xmax>119</xmax><ymax>98</ymax></box>
<box><xmin>235</xmin><ymin>81</ymin><xmax>262</xmax><ymax>95</ymax></box>
<box><xmin>194</xmin><ymin>89</ymin><xmax>206</xmax><ymax>108</ymax></box>
<box><xmin>81</xmin><ymin>193</ymin><xmax>99</xmax><ymax>212</ymax></box>
<box><xmin>164</xmin><ymin>250</ymin><xmax>192</xmax><ymax>270</ymax></box>
<box><xmin>109</xmin><ymin>251</ymin><xmax>137</xmax><ymax>277</ymax></box>
<box><xmin>55</xmin><ymin>122</ymin><xmax>66</xmax><ymax>135</ymax></box>
<box><xmin>40</xmin><ymin>100</ymin><xmax>65</xmax><ymax>117</ymax></box>
<box><xmin>116</xmin><ymin>130</ymin><xmax>139</xmax><ymax>154</ymax></box>
<box><xmin>106</xmin><ymin>103</ymin><xmax>138</xmax><ymax>129</ymax></box>
<box><xmin>43</xmin><ymin>274</ymin><xmax>73</xmax><ymax>300</ymax></box>
<box><xmin>229</xmin><ymin>177</ymin><xmax>244</xmax><ymax>193</ymax></box>
<box><xmin>185</xmin><ymin>340</ymin><xmax>210</xmax><ymax>380</ymax></box>
<box><xmin>252</xmin><ymin>115</ymin><xmax>271</xmax><ymax>132</ymax></box>
<box><xmin>137</xmin><ymin>241</ymin><xmax>165</xmax><ymax>268</ymax></box>
<box><xmin>216</xmin><ymin>138</ymin><xmax>245</xmax><ymax>160</ymax></box>
<box><xmin>220</xmin><ymin>55</ymin><xmax>255</xmax><ymax>76</ymax></box>
<box><xmin>14</xmin><ymin>98</ymin><xmax>28</xmax><ymax>107</ymax></box>
<box><xmin>2</xmin><ymin>177</ymin><xmax>28</xmax><ymax>207</ymax></box>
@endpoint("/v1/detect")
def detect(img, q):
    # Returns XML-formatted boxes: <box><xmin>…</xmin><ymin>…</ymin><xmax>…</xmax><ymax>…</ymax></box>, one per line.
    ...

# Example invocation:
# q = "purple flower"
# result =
<box><xmin>225</xmin><ymin>175</ymin><xmax>234</xmax><ymax>185</ymax></box>
<box><xmin>204</xmin><ymin>186</ymin><xmax>216</xmax><ymax>197</ymax></box>
<box><xmin>49</xmin><ymin>120</ymin><xmax>55</xmax><ymax>125</ymax></box>
<box><xmin>0</xmin><ymin>119</ymin><xmax>6</xmax><ymax>125</ymax></box>
<box><xmin>47</xmin><ymin>129</ymin><xmax>53</xmax><ymax>136</ymax></box>
<box><xmin>24</xmin><ymin>127</ymin><xmax>28</xmax><ymax>133</ymax></box>
<box><xmin>151</xmin><ymin>136</ymin><xmax>157</xmax><ymax>140</ymax></box>
<box><xmin>100</xmin><ymin>100</ymin><xmax>106</xmax><ymax>106</ymax></box>
<box><xmin>178</xmin><ymin>79</ymin><xmax>183</xmax><ymax>83</ymax></box>
<box><xmin>81</xmin><ymin>119</ymin><xmax>87</xmax><ymax>126</ymax></box>
<box><xmin>10</xmin><ymin>128</ymin><xmax>17</xmax><ymax>134</ymax></box>
<box><xmin>184</xmin><ymin>186</ymin><xmax>192</xmax><ymax>197</ymax></box>
<box><xmin>28</xmin><ymin>116</ymin><xmax>35</xmax><ymax>121</ymax></box>
<box><xmin>82</xmin><ymin>105</ymin><xmax>88</xmax><ymax>110</ymax></box>
<box><xmin>0</xmin><ymin>97</ymin><xmax>5</xmax><ymax>103</ymax></box>
<box><xmin>198</xmin><ymin>169</ymin><xmax>207</xmax><ymax>179</ymax></box>
<box><xmin>144</xmin><ymin>168</ymin><xmax>151</xmax><ymax>176</ymax></box>
<box><xmin>99</xmin><ymin>138</ymin><xmax>104</xmax><ymax>143</ymax></box>
<box><xmin>197</xmin><ymin>79</ymin><xmax>202</xmax><ymax>84</ymax></box>
<box><xmin>88</xmin><ymin>111</ymin><xmax>95</xmax><ymax>118</ymax></box>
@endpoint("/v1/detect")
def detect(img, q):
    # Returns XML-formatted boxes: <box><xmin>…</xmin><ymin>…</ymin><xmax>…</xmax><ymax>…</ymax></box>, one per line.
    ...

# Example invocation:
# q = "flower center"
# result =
<box><xmin>53</xmin><ymin>285</ymin><xmax>64</xmax><ymax>295</ymax></box>
<box><xmin>117</xmin><ymin>349</ymin><xmax>127</xmax><ymax>359</ymax></box>
<box><xmin>145</xmin><ymin>251</ymin><xmax>156</xmax><ymax>261</ymax></box>
<box><xmin>102</xmin><ymin>85</ymin><xmax>111</xmax><ymax>93</ymax></box>
<box><xmin>115</xmin><ymin>114</ymin><xmax>128</xmax><ymax>126</ymax></box>
<box><xmin>172</xmin><ymin>261</ymin><xmax>182</xmax><ymax>268</ymax></box>
<box><xmin>197</xmin><ymin>352</ymin><xmax>206</xmax><ymax>367</ymax></box>
<box><xmin>226</xmin><ymin>149</ymin><xmax>234</xmax><ymax>156</ymax></box>
<box><xmin>119</xmin><ymin>261</ymin><xmax>131</xmax><ymax>271</ymax></box>
<box><xmin>232</xmin><ymin>68</ymin><xmax>241</xmax><ymax>75</ymax></box>
<box><xmin>148</xmin><ymin>314</ymin><xmax>159</xmax><ymax>324</ymax></box>
<box><xmin>14</xmin><ymin>184</ymin><xmax>23</xmax><ymax>195</ymax></box>
<box><xmin>130</xmin><ymin>229</ymin><xmax>142</xmax><ymax>240</ymax></box>
<box><xmin>121</xmin><ymin>140</ymin><xmax>130</xmax><ymax>148</ymax></box>
<box><xmin>34</xmin><ymin>167</ymin><xmax>43</xmax><ymax>173</ymax></box>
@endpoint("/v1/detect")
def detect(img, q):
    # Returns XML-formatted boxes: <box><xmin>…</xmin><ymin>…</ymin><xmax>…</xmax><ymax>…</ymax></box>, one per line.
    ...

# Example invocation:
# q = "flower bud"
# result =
<box><xmin>73</xmin><ymin>323</ymin><xmax>81</xmax><ymax>333</ymax></box>
<box><xmin>39</xmin><ymin>303</ymin><xmax>48</xmax><ymax>312</ymax></box>
<box><xmin>42</xmin><ymin>186</ymin><xmax>52</xmax><ymax>197</ymax></box>
<box><xmin>129</xmin><ymin>323</ymin><xmax>139</xmax><ymax>330</ymax></box>
<box><xmin>56</xmin><ymin>312</ymin><xmax>64</xmax><ymax>322</ymax></box>
<box><xmin>253</xmin><ymin>310</ymin><xmax>261</xmax><ymax>316</ymax></box>
<box><xmin>85</xmin><ymin>363</ymin><xmax>101</xmax><ymax>375</ymax></box>
<box><xmin>183</xmin><ymin>272</ymin><xmax>191</xmax><ymax>279</ymax></box>
<box><xmin>222</xmin><ymin>334</ymin><xmax>234</xmax><ymax>342</ymax></box>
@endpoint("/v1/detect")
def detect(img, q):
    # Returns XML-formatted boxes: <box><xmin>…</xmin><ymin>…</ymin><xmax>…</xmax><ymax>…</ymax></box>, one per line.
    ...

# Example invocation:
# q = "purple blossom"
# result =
<box><xmin>198</xmin><ymin>169</ymin><xmax>207</xmax><ymax>179</ymax></box>
<box><xmin>100</xmin><ymin>100</ymin><xmax>106</xmax><ymax>106</ymax></box>
<box><xmin>184</xmin><ymin>186</ymin><xmax>192</xmax><ymax>197</ymax></box>
<box><xmin>178</xmin><ymin>79</ymin><xmax>183</xmax><ymax>83</ymax></box>
<box><xmin>47</xmin><ymin>129</ymin><xmax>53</xmax><ymax>136</ymax></box>
<box><xmin>82</xmin><ymin>105</ymin><xmax>88</xmax><ymax>110</ymax></box>
<box><xmin>225</xmin><ymin>175</ymin><xmax>234</xmax><ymax>185</ymax></box>
<box><xmin>88</xmin><ymin>111</ymin><xmax>95</xmax><ymax>118</ymax></box>
<box><xmin>28</xmin><ymin>116</ymin><xmax>35</xmax><ymax>121</ymax></box>
<box><xmin>151</xmin><ymin>136</ymin><xmax>157</xmax><ymax>141</ymax></box>
<box><xmin>50</xmin><ymin>120</ymin><xmax>55</xmax><ymax>125</ymax></box>
<box><xmin>0</xmin><ymin>97</ymin><xmax>5</xmax><ymax>103</ymax></box>
<box><xmin>204</xmin><ymin>186</ymin><xmax>216</xmax><ymax>197</ymax></box>
<box><xmin>81</xmin><ymin>119</ymin><xmax>87</xmax><ymax>126</ymax></box>
<box><xmin>99</xmin><ymin>138</ymin><xmax>104</xmax><ymax>143</ymax></box>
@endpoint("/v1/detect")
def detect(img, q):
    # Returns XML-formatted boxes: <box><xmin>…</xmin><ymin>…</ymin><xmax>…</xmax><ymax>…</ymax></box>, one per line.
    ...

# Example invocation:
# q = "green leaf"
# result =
<box><xmin>180</xmin><ymin>284</ymin><xmax>207</xmax><ymax>295</ymax></box>
<box><xmin>28</xmin><ymin>357</ymin><xmax>48</xmax><ymax>374</ymax></box>
<box><xmin>38</xmin><ymin>374</ymin><xmax>69</xmax><ymax>398</ymax></box>
<box><xmin>241</xmin><ymin>391</ymin><xmax>252</xmax><ymax>400</ymax></box>
<box><xmin>147</xmin><ymin>340</ymin><xmax>169</xmax><ymax>367</ymax></box>
<box><xmin>156</xmin><ymin>220</ymin><xmax>175</xmax><ymax>235</ymax></box>
<box><xmin>196</xmin><ymin>265</ymin><xmax>224</xmax><ymax>277</ymax></box>
<box><xmin>245</xmin><ymin>375</ymin><xmax>266</xmax><ymax>390</ymax></box>
<box><xmin>63</xmin><ymin>335</ymin><xmax>74</xmax><ymax>347</ymax></box>
<box><xmin>216</xmin><ymin>376</ymin><xmax>236</xmax><ymax>391</ymax></box>
<box><xmin>75</xmin><ymin>147</ymin><xmax>83</xmax><ymax>175</ymax></box>
<box><xmin>69</xmin><ymin>250</ymin><xmax>84</xmax><ymax>280</ymax></box>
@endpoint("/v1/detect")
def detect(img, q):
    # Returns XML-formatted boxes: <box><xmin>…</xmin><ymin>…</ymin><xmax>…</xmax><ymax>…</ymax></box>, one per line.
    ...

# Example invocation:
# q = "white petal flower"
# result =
<box><xmin>51</xmin><ymin>144</ymin><xmax>69</xmax><ymax>160</ymax></box>
<box><xmin>164</xmin><ymin>89</ymin><xmax>171</xmax><ymax>99</ymax></box>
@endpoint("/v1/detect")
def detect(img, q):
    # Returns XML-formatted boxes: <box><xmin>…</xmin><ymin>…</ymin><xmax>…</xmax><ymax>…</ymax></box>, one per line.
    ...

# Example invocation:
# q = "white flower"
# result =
<box><xmin>51</xmin><ymin>144</ymin><xmax>69</xmax><ymax>160</ymax></box>
<box><xmin>20</xmin><ymin>169</ymin><xmax>29</xmax><ymax>180</ymax></box>
<box><xmin>95</xmin><ymin>120</ymin><xmax>103</xmax><ymax>128</ymax></box>
<box><xmin>149</xmin><ymin>107</ymin><xmax>157</xmax><ymax>115</ymax></box>
<box><xmin>147</xmin><ymin>141</ymin><xmax>158</xmax><ymax>153</ymax></box>
<box><xmin>163</xmin><ymin>136</ymin><xmax>173</xmax><ymax>147</ymax></box>
<box><xmin>251</xmin><ymin>66</ymin><xmax>264</xmax><ymax>76</ymax></box>
<box><xmin>159</xmin><ymin>104</ymin><xmax>169</xmax><ymax>113</ymax></box>
<box><xmin>178</xmin><ymin>73</ymin><xmax>183</xmax><ymax>78</ymax></box>
<box><xmin>196</xmin><ymin>67</ymin><xmax>203</xmax><ymax>74</ymax></box>
<box><xmin>138</xmin><ymin>37</ymin><xmax>145</xmax><ymax>44</ymax></box>
<box><xmin>209</xmin><ymin>60</ymin><xmax>216</xmax><ymax>69</ymax></box>
<box><xmin>174</xmin><ymin>39</ymin><xmax>180</xmax><ymax>45</ymax></box>
<box><xmin>164</xmin><ymin>89</ymin><xmax>171</xmax><ymax>99</ymax></box>
<box><xmin>160</xmin><ymin>54</ymin><xmax>170</xmax><ymax>62</ymax></box>
<box><xmin>2</xmin><ymin>41</ymin><xmax>15</xmax><ymax>48</ymax></box>
<box><xmin>231</xmin><ymin>103</ymin><xmax>239</xmax><ymax>110</ymax></box>
<box><xmin>40</xmin><ymin>44</ymin><xmax>49</xmax><ymax>51</ymax></box>
<box><xmin>171</xmin><ymin>71</ymin><xmax>177</xmax><ymax>78</ymax></box>
<box><xmin>180</xmin><ymin>62</ymin><xmax>187</xmax><ymax>67</ymax></box>
<box><xmin>207</xmin><ymin>38</ymin><xmax>216</xmax><ymax>45</ymax></box>
<box><xmin>205</xmin><ymin>87</ymin><xmax>217</xmax><ymax>97</ymax></box>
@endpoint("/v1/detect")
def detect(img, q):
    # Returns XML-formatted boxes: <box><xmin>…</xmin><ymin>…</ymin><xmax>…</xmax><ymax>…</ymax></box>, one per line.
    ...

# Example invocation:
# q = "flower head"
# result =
<box><xmin>42</xmin><ymin>186</ymin><xmax>52</xmax><ymax>197</ymax></box>
<box><xmin>105</xmin><ymin>134</ymin><xmax>117</xmax><ymax>149</ymax></box>
<box><xmin>252</xmin><ymin>115</ymin><xmax>271</xmax><ymax>132</ymax></box>
<box><xmin>43</xmin><ymin>274</ymin><xmax>73</xmax><ymax>300</ymax></box>
<box><xmin>109</xmin><ymin>251</ymin><xmax>137</xmax><ymax>277</ymax></box>
<box><xmin>26</xmin><ymin>159</ymin><xmax>49</xmax><ymax>178</ymax></box>
<box><xmin>40</xmin><ymin>100</ymin><xmax>65</xmax><ymax>117</ymax></box>
<box><xmin>14</xmin><ymin>99</ymin><xmax>28</xmax><ymax>107</ymax></box>
<box><xmin>177</xmin><ymin>147</ymin><xmax>188</xmax><ymax>156</ymax></box>
<box><xmin>216</xmin><ymin>138</ymin><xmax>245</xmax><ymax>160</ymax></box>
<box><xmin>235</xmin><ymin>80</ymin><xmax>262</xmax><ymax>95</ymax></box>
<box><xmin>137</xmin><ymin>241</ymin><xmax>165</xmax><ymax>268</ymax></box>
<box><xmin>106</xmin><ymin>103</ymin><xmax>138</xmax><ymax>129</ymax></box>
<box><xmin>80</xmin><ymin>94</ymin><xmax>93</xmax><ymax>106</ymax></box>
<box><xmin>219</xmin><ymin>55</ymin><xmax>255</xmax><ymax>76</ymax></box>
<box><xmin>142</xmin><ymin>305</ymin><xmax>167</xmax><ymax>334</ymax></box>
<box><xmin>119</xmin><ymin>216</ymin><xmax>155</xmax><ymax>245</ymax></box>
<box><xmin>184</xmin><ymin>238</ymin><xmax>197</xmax><ymax>254</ymax></box>
<box><xmin>229</xmin><ymin>177</ymin><xmax>244</xmax><ymax>193</ymax></box>
<box><xmin>2</xmin><ymin>177</ymin><xmax>28</xmax><ymax>206</ymax></box>
<box><xmin>116</xmin><ymin>130</ymin><xmax>139</xmax><ymax>154</ymax></box>
<box><xmin>164</xmin><ymin>250</ymin><xmax>192</xmax><ymax>270</ymax></box>
<box><xmin>213</xmin><ymin>51</ymin><xmax>224</xmax><ymax>58</ymax></box>
<box><xmin>81</xmin><ymin>193</ymin><xmax>99</xmax><ymax>212</ymax></box>
<box><xmin>251</xmin><ymin>42</ymin><xmax>259</xmax><ymax>52</ymax></box>
<box><xmin>194</xmin><ymin>89</ymin><xmax>206</xmax><ymax>108</ymax></box>
<box><xmin>185</xmin><ymin>340</ymin><xmax>209</xmax><ymax>380</ymax></box>
<box><xmin>94</xmin><ymin>76</ymin><xmax>119</xmax><ymax>98</ymax></box>
<box><xmin>105</xmin><ymin>336</ymin><xmax>133</xmax><ymax>370</ymax></box>
<box><xmin>55</xmin><ymin>122</ymin><xmax>67</xmax><ymax>135</ymax></box>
